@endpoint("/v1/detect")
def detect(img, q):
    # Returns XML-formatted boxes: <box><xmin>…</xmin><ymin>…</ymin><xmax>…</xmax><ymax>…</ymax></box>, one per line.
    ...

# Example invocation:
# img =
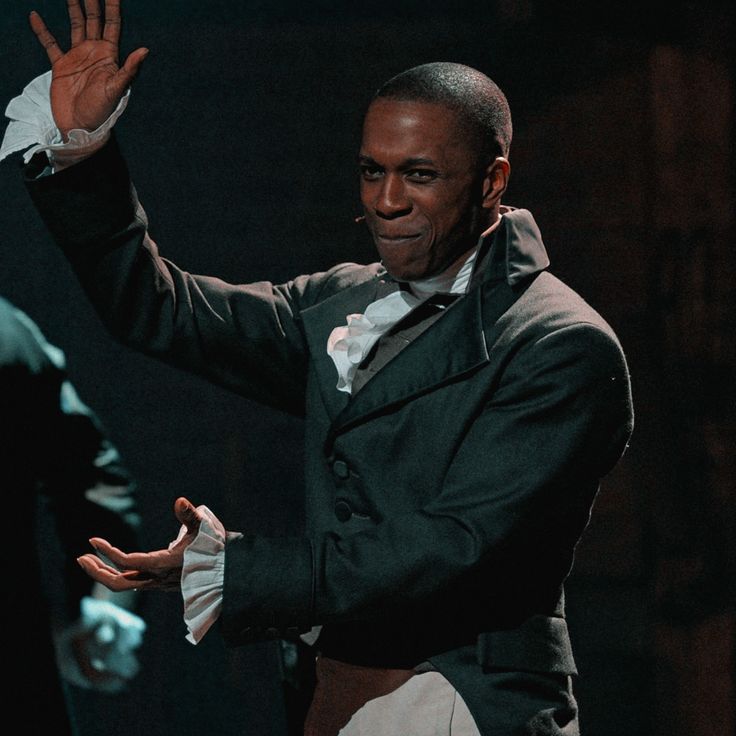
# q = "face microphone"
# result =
<box><xmin>354</xmin><ymin>215</ymin><xmax>366</xmax><ymax>223</ymax></box>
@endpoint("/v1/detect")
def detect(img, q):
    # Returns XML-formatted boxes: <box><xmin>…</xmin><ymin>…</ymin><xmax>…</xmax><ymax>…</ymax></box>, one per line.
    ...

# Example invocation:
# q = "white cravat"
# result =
<box><xmin>326</xmin><ymin>246</ymin><xmax>482</xmax><ymax>394</ymax></box>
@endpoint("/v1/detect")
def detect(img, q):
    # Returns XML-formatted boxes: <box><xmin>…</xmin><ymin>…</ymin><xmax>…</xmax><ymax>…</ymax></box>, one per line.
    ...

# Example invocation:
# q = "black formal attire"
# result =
<box><xmin>25</xmin><ymin>138</ymin><xmax>633</xmax><ymax>735</ymax></box>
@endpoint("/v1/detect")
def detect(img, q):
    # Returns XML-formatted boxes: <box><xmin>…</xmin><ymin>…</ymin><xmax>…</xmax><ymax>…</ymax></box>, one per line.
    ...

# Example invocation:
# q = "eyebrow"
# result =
<box><xmin>357</xmin><ymin>154</ymin><xmax>439</xmax><ymax>169</ymax></box>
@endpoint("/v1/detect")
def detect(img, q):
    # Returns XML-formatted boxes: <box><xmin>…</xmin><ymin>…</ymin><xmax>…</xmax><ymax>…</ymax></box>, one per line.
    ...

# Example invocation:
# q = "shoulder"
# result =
<box><xmin>484</xmin><ymin>271</ymin><xmax>632</xmax><ymax>411</ymax></box>
<box><xmin>284</xmin><ymin>261</ymin><xmax>384</xmax><ymax>308</ymax></box>
<box><xmin>494</xmin><ymin>271</ymin><xmax>624</xmax><ymax>354</ymax></box>
<box><xmin>0</xmin><ymin>298</ymin><xmax>35</xmax><ymax>363</ymax></box>
<box><xmin>0</xmin><ymin>299</ymin><xmax>61</xmax><ymax>373</ymax></box>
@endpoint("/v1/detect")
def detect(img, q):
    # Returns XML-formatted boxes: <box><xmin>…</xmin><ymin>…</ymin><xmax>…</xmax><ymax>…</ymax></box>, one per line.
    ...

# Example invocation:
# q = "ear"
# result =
<box><xmin>481</xmin><ymin>157</ymin><xmax>510</xmax><ymax>210</ymax></box>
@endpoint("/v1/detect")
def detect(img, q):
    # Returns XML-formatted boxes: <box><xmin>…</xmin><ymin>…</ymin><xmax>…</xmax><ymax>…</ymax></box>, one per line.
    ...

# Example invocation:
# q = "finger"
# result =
<box><xmin>77</xmin><ymin>551</ymin><xmax>115</xmax><ymax>573</ymax></box>
<box><xmin>88</xmin><ymin>537</ymin><xmax>120</xmax><ymax>561</ymax></box>
<box><xmin>103</xmin><ymin>0</ymin><xmax>121</xmax><ymax>45</ymax></box>
<box><xmin>79</xmin><ymin>552</ymin><xmax>151</xmax><ymax>583</ymax></box>
<box><xmin>29</xmin><ymin>12</ymin><xmax>63</xmax><ymax>64</ymax></box>
<box><xmin>77</xmin><ymin>555</ymin><xmax>151</xmax><ymax>591</ymax></box>
<box><xmin>84</xmin><ymin>0</ymin><xmax>102</xmax><ymax>40</ymax></box>
<box><xmin>80</xmin><ymin>553</ymin><xmax>177</xmax><ymax>592</ymax></box>
<box><xmin>79</xmin><ymin>553</ymin><xmax>155</xmax><ymax>586</ymax></box>
<box><xmin>110</xmin><ymin>46</ymin><xmax>148</xmax><ymax>96</ymax></box>
<box><xmin>174</xmin><ymin>497</ymin><xmax>202</xmax><ymax>535</ymax></box>
<box><xmin>67</xmin><ymin>0</ymin><xmax>85</xmax><ymax>47</ymax></box>
<box><xmin>89</xmin><ymin>537</ymin><xmax>165</xmax><ymax>570</ymax></box>
<box><xmin>80</xmin><ymin>553</ymin><xmax>159</xmax><ymax>584</ymax></box>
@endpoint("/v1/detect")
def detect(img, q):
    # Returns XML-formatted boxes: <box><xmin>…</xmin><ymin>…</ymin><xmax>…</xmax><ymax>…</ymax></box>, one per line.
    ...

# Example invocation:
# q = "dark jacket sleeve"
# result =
<box><xmin>23</xmin><ymin>137</ymin><xmax>359</xmax><ymax>416</ymax></box>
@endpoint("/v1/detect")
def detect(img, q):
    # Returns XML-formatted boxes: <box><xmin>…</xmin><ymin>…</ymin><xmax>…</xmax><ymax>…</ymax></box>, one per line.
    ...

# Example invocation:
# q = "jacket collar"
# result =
<box><xmin>482</xmin><ymin>206</ymin><xmax>550</xmax><ymax>286</ymax></box>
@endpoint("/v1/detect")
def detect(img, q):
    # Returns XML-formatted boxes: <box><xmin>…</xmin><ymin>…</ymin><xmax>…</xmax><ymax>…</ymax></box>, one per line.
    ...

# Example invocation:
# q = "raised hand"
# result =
<box><xmin>77</xmin><ymin>498</ymin><xmax>202</xmax><ymax>592</ymax></box>
<box><xmin>30</xmin><ymin>1</ymin><xmax>148</xmax><ymax>139</ymax></box>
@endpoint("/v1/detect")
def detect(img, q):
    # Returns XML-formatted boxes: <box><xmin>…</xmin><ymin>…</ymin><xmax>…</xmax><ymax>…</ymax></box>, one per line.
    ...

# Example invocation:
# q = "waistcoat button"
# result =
<box><xmin>334</xmin><ymin>500</ymin><xmax>353</xmax><ymax>522</ymax></box>
<box><xmin>332</xmin><ymin>460</ymin><xmax>350</xmax><ymax>479</ymax></box>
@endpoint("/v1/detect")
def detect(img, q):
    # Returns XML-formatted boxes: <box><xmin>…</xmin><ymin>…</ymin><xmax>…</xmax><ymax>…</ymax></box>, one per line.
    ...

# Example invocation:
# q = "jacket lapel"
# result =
<box><xmin>331</xmin><ymin>284</ymin><xmax>491</xmax><ymax>433</ymax></box>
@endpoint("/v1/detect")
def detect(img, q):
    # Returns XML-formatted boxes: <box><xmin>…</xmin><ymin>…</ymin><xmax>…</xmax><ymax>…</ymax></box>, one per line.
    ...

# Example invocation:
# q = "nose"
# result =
<box><xmin>374</xmin><ymin>173</ymin><xmax>412</xmax><ymax>219</ymax></box>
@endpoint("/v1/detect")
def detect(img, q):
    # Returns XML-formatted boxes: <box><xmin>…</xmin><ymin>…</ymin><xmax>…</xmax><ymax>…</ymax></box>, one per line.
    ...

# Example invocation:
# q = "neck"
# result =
<box><xmin>408</xmin><ymin>213</ymin><xmax>502</xmax><ymax>297</ymax></box>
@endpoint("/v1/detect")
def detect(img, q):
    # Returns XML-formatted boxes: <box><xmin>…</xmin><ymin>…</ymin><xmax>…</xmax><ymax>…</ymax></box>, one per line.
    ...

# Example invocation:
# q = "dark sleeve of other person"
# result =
<box><xmin>0</xmin><ymin>294</ymin><xmax>139</xmax><ymax>617</ymax></box>
<box><xmin>0</xmin><ymin>294</ymin><xmax>140</xmax><ymax>731</ymax></box>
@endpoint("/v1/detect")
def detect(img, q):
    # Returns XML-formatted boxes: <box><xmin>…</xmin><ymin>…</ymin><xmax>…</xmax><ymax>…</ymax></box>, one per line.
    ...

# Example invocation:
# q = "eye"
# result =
<box><xmin>360</xmin><ymin>164</ymin><xmax>384</xmax><ymax>180</ymax></box>
<box><xmin>406</xmin><ymin>169</ymin><xmax>438</xmax><ymax>182</ymax></box>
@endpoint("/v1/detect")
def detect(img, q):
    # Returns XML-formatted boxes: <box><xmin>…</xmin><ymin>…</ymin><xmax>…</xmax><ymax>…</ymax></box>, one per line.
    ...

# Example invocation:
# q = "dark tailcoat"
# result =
<box><xmin>0</xmin><ymin>295</ymin><xmax>139</xmax><ymax>735</ymax></box>
<box><xmin>25</xmin><ymin>138</ymin><xmax>633</xmax><ymax>735</ymax></box>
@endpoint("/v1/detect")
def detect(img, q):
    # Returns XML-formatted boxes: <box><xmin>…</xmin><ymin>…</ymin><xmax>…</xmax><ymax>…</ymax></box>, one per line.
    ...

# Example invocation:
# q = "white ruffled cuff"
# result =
<box><xmin>169</xmin><ymin>505</ymin><xmax>242</xmax><ymax>645</ymax></box>
<box><xmin>0</xmin><ymin>70</ymin><xmax>129</xmax><ymax>168</ymax></box>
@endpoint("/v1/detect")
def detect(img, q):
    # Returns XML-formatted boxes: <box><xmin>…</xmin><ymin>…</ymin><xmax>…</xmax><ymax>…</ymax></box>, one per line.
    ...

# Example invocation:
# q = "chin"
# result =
<box><xmin>381</xmin><ymin>260</ymin><xmax>427</xmax><ymax>282</ymax></box>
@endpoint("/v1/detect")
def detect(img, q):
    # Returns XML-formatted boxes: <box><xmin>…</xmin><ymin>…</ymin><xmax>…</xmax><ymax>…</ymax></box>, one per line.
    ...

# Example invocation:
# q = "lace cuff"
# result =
<box><xmin>0</xmin><ymin>70</ymin><xmax>129</xmax><ymax>168</ymax></box>
<box><xmin>171</xmin><ymin>505</ymin><xmax>242</xmax><ymax>645</ymax></box>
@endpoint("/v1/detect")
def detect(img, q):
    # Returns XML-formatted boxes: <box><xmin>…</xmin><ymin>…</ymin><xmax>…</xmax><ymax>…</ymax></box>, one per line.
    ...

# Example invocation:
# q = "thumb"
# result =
<box><xmin>111</xmin><ymin>47</ymin><xmax>149</xmax><ymax>96</ymax></box>
<box><xmin>174</xmin><ymin>497</ymin><xmax>201</xmax><ymax>535</ymax></box>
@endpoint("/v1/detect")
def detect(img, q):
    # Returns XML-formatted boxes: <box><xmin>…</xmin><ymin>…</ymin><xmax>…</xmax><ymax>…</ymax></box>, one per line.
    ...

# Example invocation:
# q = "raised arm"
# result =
<box><xmin>29</xmin><ymin>0</ymin><xmax>148</xmax><ymax>139</ymax></box>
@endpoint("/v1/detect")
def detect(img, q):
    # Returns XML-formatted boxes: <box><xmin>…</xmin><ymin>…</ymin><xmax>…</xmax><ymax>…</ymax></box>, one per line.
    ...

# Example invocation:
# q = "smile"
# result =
<box><xmin>375</xmin><ymin>233</ymin><xmax>422</xmax><ymax>244</ymax></box>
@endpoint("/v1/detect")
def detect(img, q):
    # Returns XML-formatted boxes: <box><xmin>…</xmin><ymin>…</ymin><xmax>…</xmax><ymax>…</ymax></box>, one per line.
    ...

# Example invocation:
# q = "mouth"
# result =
<box><xmin>374</xmin><ymin>232</ymin><xmax>422</xmax><ymax>245</ymax></box>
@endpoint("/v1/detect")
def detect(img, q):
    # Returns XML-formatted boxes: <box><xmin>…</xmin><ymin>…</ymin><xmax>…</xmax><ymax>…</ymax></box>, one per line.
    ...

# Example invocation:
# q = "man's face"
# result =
<box><xmin>359</xmin><ymin>98</ymin><xmax>490</xmax><ymax>281</ymax></box>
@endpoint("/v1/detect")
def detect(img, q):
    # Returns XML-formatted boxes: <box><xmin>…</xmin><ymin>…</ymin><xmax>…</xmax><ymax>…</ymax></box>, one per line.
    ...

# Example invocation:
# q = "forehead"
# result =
<box><xmin>360</xmin><ymin>98</ymin><xmax>476</xmax><ymax>166</ymax></box>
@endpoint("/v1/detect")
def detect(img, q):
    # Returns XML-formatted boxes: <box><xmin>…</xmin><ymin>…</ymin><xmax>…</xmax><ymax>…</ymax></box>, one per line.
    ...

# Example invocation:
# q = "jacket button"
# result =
<box><xmin>265</xmin><ymin>627</ymin><xmax>280</xmax><ymax>639</ymax></box>
<box><xmin>334</xmin><ymin>500</ymin><xmax>353</xmax><ymax>522</ymax></box>
<box><xmin>332</xmin><ymin>460</ymin><xmax>350</xmax><ymax>479</ymax></box>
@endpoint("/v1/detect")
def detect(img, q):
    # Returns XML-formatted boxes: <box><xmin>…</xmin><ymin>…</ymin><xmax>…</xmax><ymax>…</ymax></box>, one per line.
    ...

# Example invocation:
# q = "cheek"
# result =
<box><xmin>419</xmin><ymin>187</ymin><xmax>468</xmax><ymax>226</ymax></box>
<box><xmin>434</xmin><ymin>189</ymin><xmax>478</xmax><ymax>231</ymax></box>
<box><xmin>360</xmin><ymin>180</ymin><xmax>380</xmax><ymax>208</ymax></box>
<box><xmin>422</xmin><ymin>204</ymin><xmax>459</xmax><ymax>237</ymax></box>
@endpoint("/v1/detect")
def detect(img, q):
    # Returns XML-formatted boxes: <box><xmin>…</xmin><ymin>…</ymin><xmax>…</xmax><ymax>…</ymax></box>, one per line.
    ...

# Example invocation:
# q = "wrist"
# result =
<box><xmin>50</xmin><ymin>131</ymin><xmax>111</xmax><ymax>172</ymax></box>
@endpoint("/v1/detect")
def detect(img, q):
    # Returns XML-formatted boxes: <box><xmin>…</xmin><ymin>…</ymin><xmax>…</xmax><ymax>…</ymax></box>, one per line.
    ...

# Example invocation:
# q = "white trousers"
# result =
<box><xmin>337</xmin><ymin>671</ymin><xmax>481</xmax><ymax>736</ymax></box>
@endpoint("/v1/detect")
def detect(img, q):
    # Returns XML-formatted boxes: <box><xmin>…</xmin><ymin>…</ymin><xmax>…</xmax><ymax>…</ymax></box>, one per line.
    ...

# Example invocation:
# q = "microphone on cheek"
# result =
<box><xmin>354</xmin><ymin>215</ymin><xmax>366</xmax><ymax>224</ymax></box>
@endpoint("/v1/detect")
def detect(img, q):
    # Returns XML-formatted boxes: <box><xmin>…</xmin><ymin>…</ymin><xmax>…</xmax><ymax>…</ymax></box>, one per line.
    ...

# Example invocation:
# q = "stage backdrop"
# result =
<box><xmin>1</xmin><ymin>2</ymin><xmax>733</xmax><ymax>735</ymax></box>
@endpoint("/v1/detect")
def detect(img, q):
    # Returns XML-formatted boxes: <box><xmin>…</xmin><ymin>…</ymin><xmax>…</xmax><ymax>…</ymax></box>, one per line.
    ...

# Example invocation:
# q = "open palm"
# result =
<box><xmin>30</xmin><ymin>0</ymin><xmax>148</xmax><ymax>139</ymax></box>
<box><xmin>77</xmin><ymin>497</ymin><xmax>203</xmax><ymax>592</ymax></box>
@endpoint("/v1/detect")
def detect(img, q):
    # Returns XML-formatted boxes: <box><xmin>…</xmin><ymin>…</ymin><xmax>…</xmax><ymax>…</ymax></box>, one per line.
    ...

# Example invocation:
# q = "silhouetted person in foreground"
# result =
<box><xmin>0</xmin><ymin>295</ymin><xmax>144</xmax><ymax>735</ymax></box>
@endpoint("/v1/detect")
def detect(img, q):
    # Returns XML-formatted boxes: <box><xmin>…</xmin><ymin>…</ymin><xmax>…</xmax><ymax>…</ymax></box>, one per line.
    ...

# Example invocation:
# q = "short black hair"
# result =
<box><xmin>374</xmin><ymin>62</ymin><xmax>512</xmax><ymax>162</ymax></box>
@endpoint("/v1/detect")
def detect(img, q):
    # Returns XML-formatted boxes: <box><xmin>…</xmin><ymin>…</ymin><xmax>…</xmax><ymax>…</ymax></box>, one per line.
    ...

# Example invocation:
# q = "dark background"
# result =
<box><xmin>1</xmin><ymin>2</ymin><xmax>734</xmax><ymax>734</ymax></box>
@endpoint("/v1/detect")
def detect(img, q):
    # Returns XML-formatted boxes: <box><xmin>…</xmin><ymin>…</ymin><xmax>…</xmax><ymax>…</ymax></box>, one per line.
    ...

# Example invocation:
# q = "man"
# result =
<box><xmin>5</xmin><ymin>2</ymin><xmax>633</xmax><ymax>734</ymax></box>
<box><xmin>0</xmin><ymin>295</ymin><xmax>144</xmax><ymax>735</ymax></box>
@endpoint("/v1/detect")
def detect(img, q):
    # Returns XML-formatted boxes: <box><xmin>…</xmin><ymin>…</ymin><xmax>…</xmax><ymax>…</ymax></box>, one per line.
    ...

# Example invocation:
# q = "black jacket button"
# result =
<box><xmin>334</xmin><ymin>500</ymin><xmax>353</xmax><ymax>522</ymax></box>
<box><xmin>332</xmin><ymin>460</ymin><xmax>350</xmax><ymax>479</ymax></box>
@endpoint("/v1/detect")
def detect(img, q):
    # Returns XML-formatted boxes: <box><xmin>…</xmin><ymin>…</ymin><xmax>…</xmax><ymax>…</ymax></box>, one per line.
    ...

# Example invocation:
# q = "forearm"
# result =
<box><xmin>24</xmin><ymin>137</ymin><xmax>311</xmax><ymax>409</ymax></box>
